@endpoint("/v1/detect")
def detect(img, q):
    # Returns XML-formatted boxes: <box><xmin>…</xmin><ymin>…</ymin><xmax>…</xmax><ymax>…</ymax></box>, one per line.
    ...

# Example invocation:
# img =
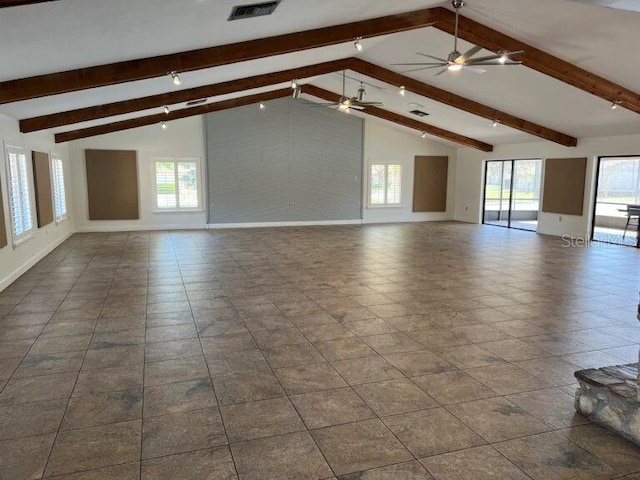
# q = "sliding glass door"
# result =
<box><xmin>483</xmin><ymin>159</ymin><xmax>542</xmax><ymax>231</ymax></box>
<box><xmin>592</xmin><ymin>156</ymin><xmax>640</xmax><ymax>247</ymax></box>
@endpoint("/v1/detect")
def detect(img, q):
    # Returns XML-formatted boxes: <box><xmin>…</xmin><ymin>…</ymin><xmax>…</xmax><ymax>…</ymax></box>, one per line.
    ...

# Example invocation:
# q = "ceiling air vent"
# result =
<box><xmin>409</xmin><ymin>109</ymin><xmax>430</xmax><ymax>117</ymax></box>
<box><xmin>186</xmin><ymin>98</ymin><xmax>207</xmax><ymax>107</ymax></box>
<box><xmin>228</xmin><ymin>1</ymin><xmax>281</xmax><ymax>21</ymax></box>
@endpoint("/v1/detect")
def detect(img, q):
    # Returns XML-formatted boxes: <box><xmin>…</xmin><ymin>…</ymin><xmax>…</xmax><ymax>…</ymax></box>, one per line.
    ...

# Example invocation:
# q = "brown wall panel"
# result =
<box><xmin>542</xmin><ymin>157</ymin><xmax>587</xmax><ymax>216</ymax></box>
<box><xmin>413</xmin><ymin>156</ymin><xmax>448</xmax><ymax>212</ymax></box>
<box><xmin>32</xmin><ymin>151</ymin><xmax>54</xmax><ymax>227</ymax></box>
<box><xmin>85</xmin><ymin>149</ymin><xmax>139</xmax><ymax>220</ymax></box>
<box><xmin>0</xmin><ymin>180</ymin><xmax>7</xmax><ymax>248</ymax></box>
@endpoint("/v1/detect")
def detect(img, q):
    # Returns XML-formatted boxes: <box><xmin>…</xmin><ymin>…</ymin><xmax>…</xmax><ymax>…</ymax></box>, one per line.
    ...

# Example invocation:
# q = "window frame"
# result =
<box><xmin>152</xmin><ymin>157</ymin><xmax>203</xmax><ymax>213</ymax></box>
<box><xmin>50</xmin><ymin>153</ymin><xmax>68</xmax><ymax>223</ymax></box>
<box><xmin>4</xmin><ymin>143</ymin><xmax>35</xmax><ymax>246</ymax></box>
<box><xmin>368</xmin><ymin>161</ymin><xmax>403</xmax><ymax>208</ymax></box>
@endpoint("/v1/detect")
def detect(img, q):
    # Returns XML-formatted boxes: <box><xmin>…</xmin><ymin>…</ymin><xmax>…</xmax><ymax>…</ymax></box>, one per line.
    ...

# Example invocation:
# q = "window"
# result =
<box><xmin>370</xmin><ymin>163</ymin><xmax>402</xmax><ymax>206</ymax></box>
<box><xmin>5</xmin><ymin>145</ymin><xmax>34</xmax><ymax>244</ymax></box>
<box><xmin>51</xmin><ymin>155</ymin><xmax>67</xmax><ymax>222</ymax></box>
<box><xmin>153</xmin><ymin>158</ymin><xmax>201</xmax><ymax>211</ymax></box>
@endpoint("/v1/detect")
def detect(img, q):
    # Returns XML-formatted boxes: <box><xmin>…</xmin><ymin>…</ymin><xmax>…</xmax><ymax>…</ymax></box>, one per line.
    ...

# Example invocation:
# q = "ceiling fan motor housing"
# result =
<box><xmin>452</xmin><ymin>0</ymin><xmax>465</xmax><ymax>9</ymax></box>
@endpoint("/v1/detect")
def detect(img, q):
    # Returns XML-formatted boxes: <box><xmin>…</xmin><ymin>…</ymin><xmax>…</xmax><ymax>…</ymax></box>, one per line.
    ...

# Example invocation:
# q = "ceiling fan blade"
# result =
<box><xmin>416</xmin><ymin>52</ymin><xmax>449</xmax><ymax>63</ymax></box>
<box><xmin>468</xmin><ymin>61</ymin><xmax>522</xmax><ymax>66</ymax></box>
<box><xmin>310</xmin><ymin>103</ymin><xmax>340</xmax><ymax>107</ymax></box>
<box><xmin>398</xmin><ymin>66</ymin><xmax>443</xmax><ymax>74</ymax></box>
<box><xmin>460</xmin><ymin>45</ymin><xmax>483</xmax><ymax>61</ymax></box>
<box><xmin>390</xmin><ymin>62</ymin><xmax>445</xmax><ymax>66</ymax></box>
<box><xmin>466</xmin><ymin>53</ymin><xmax>504</xmax><ymax>63</ymax></box>
<box><xmin>356</xmin><ymin>102</ymin><xmax>384</xmax><ymax>106</ymax></box>
<box><xmin>434</xmin><ymin>67</ymin><xmax>450</xmax><ymax>76</ymax></box>
<box><xmin>350</xmin><ymin>105</ymin><xmax>365</xmax><ymax>110</ymax></box>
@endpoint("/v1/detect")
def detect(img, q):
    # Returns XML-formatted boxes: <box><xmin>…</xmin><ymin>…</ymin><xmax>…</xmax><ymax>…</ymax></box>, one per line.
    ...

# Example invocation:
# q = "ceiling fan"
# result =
<box><xmin>314</xmin><ymin>71</ymin><xmax>384</xmax><ymax>112</ymax></box>
<box><xmin>392</xmin><ymin>0</ymin><xmax>523</xmax><ymax>75</ymax></box>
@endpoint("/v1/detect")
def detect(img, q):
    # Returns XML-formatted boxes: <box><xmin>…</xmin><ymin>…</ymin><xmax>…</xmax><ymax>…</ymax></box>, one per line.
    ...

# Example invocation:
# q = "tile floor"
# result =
<box><xmin>0</xmin><ymin>222</ymin><xmax>640</xmax><ymax>479</ymax></box>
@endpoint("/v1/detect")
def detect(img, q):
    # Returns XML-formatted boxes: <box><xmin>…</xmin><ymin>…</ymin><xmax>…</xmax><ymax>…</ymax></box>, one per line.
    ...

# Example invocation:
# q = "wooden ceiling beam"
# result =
<box><xmin>54</xmin><ymin>89</ymin><xmax>291</xmax><ymax>143</ymax></box>
<box><xmin>434</xmin><ymin>8</ymin><xmax>640</xmax><ymax>115</ymax></box>
<box><xmin>349</xmin><ymin>58</ymin><xmax>577</xmax><ymax>147</ymax></box>
<box><xmin>304</xmin><ymin>84</ymin><xmax>492</xmax><ymax>152</ymax></box>
<box><xmin>0</xmin><ymin>1</ymin><xmax>60</xmax><ymax>7</ymax></box>
<box><xmin>0</xmin><ymin>7</ymin><xmax>444</xmax><ymax>104</ymax></box>
<box><xmin>21</xmin><ymin>58</ymin><xmax>352</xmax><ymax>133</ymax></box>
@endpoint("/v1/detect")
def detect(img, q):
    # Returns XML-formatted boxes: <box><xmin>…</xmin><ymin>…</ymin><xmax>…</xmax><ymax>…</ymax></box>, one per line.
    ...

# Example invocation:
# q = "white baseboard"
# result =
<box><xmin>207</xmin><ymin>219</ymin><xmax>364</xmax><ymax>229</ymax></box>
<box><xmin>0</xmin><ymin>231</ymin><xmax>74</xmax><ymax>293</ymax></box>
<box><xmin>76</xmin><ymin>224</ymin><xmax>208</xmax><ymax>233</ymax></box>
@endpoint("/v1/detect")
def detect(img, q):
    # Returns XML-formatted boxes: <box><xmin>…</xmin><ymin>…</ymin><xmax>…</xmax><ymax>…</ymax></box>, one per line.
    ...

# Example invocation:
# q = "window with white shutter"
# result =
<box><xmin>51</xmin><ymin>155</ymin><xmax>67</xmax><ymax>222</ymax></box>
<box><xmin>369</xmin><ymin>163</ymin><xmax>402</xmax><ymax>207</ymax></box>
<box><xmin>5</xmin><ymin>145</ymin><xmax>34</xmax><ymax>244</ymax></box>
<box><xmin>153</xmin><ymin>157</ymin><xmax>201</xmax><ymax>211</ymax></box>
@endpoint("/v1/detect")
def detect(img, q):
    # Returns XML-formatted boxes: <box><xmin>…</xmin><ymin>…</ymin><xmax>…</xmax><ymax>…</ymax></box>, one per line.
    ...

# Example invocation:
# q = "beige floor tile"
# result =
<box><xmin>338</xmin><ymin>461</ymin><xmax>433</xmax><ymax>480</ymax></box>
<box><xmin>331</xmin><ymin>356</ymin><xmax>404</xmax><ymax>385</ymax></box>
<box><xmin>141</xmin><ymin>408</ymin><xmax>226</xmax><ymax>459</ymax></box>
<box><xmin>0</xmin><ymin>398</ymin><xmax>67</xmax><ymax>440</ymax></box>
<box><xmin>0</xmin><ymin>433</ymin><xmax>55</xmax><ymax>480</ymax></box>
<box><xmin>383</xmin><ymin>350</ymin><xmax>456</xmax><ymax>377</ymax></box>
<box><xmin>311</xmin><ymin>419</ymin><xmax>413</xmax><ymax>475</ymax></box>
<box><xmin>494</xmin><ymin>431</ymin><xmax>619</xmax><ymax>480</ymax></box>
<box><xmin>383</xmin><ymin>407</ymin><xmax>485</xmax><ymax>457</ymax></box>
<box><xmin>412</xmin><ymin>370</ymin><xmax>498</xmax><ymax>405</ymax></box>
<box><xmin>433</xmin><ymin>344</ymin><xmax>505</xmax><ymax>369</ymax></box>
<box><xmin>290</xmin><ymin>387</ymin><xmax>375</xmax><ymax>429</ymax></box>
<box><xmin>447</xmin><ymin>397</ymin><xmax>551</xmax><ymax>443</ymax></box>
<box><xmin>465</xmin><ymin>363</ymin><xmax>551</xmax><ymax>395</ymax></box>
<box><xmin>354</xmin><ymin>378</ymin><xmax>438</xmax><ymax>416</ymax></box>
<box><xmin>361</xmin><ymin>332</ymin><xmax>424</xmax><ymax>355</ymax></box>
<box><xmin>559</xmin><ymin>424</ymin><xmax>640</xmax><ymax>474</ymax></box>
<box><xmin>506</xmin><ymin>387</ymin><xmax>588</xmax><ymax>429</ymax></box>
<box><xmin>231</xmin><ymin>431</ymin><xmax>332</xmax><ymax>480</ymax></box>
<box><xmin>314</xmin><ymin>337</ymin><xmax>377</xmax><ymax>361</ymax></box>
<box><xmin>46</xmin><ymin>420</ymin><xmax>142</xmax><ymax>477</ymax></box>
<box><xmin>143</xmin><ymin>379</ymin><xmax>216</xmax><ymax>417</ymax></box>
<box><xmin>74</xmin><ymin>363</ymin><xmax>144</xmax><ymax>397</ymax></box>
<box><xmin>141</xmin><ymin>446</ymin><xmax>236</xmax><ymax>480</ymax></box>
<box><xmin>212</xmin><ymin>371</ymin><xmax>285</xmax><ymax>405</ymax></box>
<box><xmin>221</xmin><ymin>397</ymin><xmax>305</xmax><ymax>443</ymax></box>
<box><xmin>48</xmin><ymin>462</ymin><xmax>141</xmax><ymax>480</ymax></box>
<box><xmin>421</xmin><ymin>445</ymin><xmax>530</xmax><ymax>480</ymax></box>
<box><xmin>62</xmin><ymin>388</ymin><xmax>142</xmax><ymax>430</ymax></box>
<box><xmin>276</xmin><ymin>362</ymin><xmax>347</xmax><ymax>394</ymax></box>
<box><xmin>262</xmin><ymin>342</ymin><xmax>324</xmax><ymax>368</ymax></box>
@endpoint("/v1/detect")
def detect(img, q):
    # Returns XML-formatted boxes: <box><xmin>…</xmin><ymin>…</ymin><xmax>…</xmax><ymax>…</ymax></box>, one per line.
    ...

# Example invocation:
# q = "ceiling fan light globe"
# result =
<box><xmin>448</xmin><ymin>64</ymin><xmax>463</xmax><ymax>72</ymax></box>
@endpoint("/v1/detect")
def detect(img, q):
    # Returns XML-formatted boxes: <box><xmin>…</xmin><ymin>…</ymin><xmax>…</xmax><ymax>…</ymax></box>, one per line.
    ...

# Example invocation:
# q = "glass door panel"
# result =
<box><xmin>484</xmin><ymin>160</ymin><xmax>512</xmax><ymax>227</ymax></box>
<box><xmin>510</xmin><ymin>159</ymin><xmax>542</xmax><ymax>231</ymax></box>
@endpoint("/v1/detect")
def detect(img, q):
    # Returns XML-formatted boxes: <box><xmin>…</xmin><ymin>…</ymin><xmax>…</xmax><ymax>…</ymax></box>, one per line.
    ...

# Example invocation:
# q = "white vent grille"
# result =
<box><xmin>229</xmin><ymin>1</ymin><xmax>280</xmax><ymax>21</ymax></box>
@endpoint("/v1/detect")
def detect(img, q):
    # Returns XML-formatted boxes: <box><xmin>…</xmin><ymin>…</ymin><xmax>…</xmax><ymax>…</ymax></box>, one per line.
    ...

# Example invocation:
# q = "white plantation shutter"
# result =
<box><xmin>386</xmin><ymin>164</ymin><xmax>402</xmax><ymax>205</ymax></box>
<box><xmin>5</xmin><ymin>145</ymin><xmax>34</xmax><ymax>243</ymax></box>
<box><xmin>369</xmin><ymin>163</ymin><xmax>402</xmax><ymax>207</ymax></box>
<box><xmin>154</xmin><ymin>158</ymin><xmax>201</xmax><ymax>211</ymax></box>
<box><xmin>51</xmin><ymin>156</ymin><xmax>67</xmax><ymax>221</ymax></box>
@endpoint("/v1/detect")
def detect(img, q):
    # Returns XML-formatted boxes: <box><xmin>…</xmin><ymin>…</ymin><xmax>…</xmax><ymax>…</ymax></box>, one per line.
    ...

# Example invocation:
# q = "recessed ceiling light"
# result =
<box><xmin>171</xmin><ymin>72</ymin><xmax>181</xmax><ymax>86</ymax></box>
<box><xmin>161</xmin><ymin>122</ymin><xmax>167</xmax><ymax>130</ymax></box>
<box><xmin>399</xmin><ymin>85</ymin><xmax>406</xmax><ymax>96</ymax></box>
<box><xmin>259</xmin><ymin>102</ymin><xmax>266</xmax><ymax>110</ymax></box>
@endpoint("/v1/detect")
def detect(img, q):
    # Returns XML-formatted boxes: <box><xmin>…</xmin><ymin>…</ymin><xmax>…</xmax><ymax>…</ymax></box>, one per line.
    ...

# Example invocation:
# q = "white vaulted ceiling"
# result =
<box><xmin>0</xmin><ymin>0</ymin><xmax>639</xmax><ymax>147</ymax></box>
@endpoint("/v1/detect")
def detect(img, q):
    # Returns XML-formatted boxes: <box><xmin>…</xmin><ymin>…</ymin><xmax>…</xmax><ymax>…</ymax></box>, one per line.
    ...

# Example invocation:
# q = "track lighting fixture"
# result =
<box><xmin>292</xmin><ymin>85</ymin><xmax>302</xmax><ymax>99</ymax></box>
<box><xmin>354</xmin><ymin>37</ymin><xmax>363</xmax><ymax>52</ymax></box>
<box><xmin>492</xmin><ymin>119</ymin><xmax>499</xmax><ymax>128</ymax></box>
<box><xmin>421</xmin><ymin>131</ymin><xmax>427</xmax><ymax>138</ymax></box>
<box><xmin>163</xmin><ymin>105</ymin><xmax>170</xmax><ymax>114</ymax></box>
<box><xmin>399</xmin><ymin>85</ymin><xmax>406</xmax><ymax>96</ymax></box>
<box><xmin>161</xmin><ymin>122</ymin><xmax>167</xmax><ymax>130</ymax></box>
<box><xmin>259</xmin><ymin>102</ymin><xmax>266</xmax><ymax>110</ymax></box>
<box><xmin>611</xmin><ymin>100</ymin><xmax>622</xmax><ymax>110</ymax></box>
<box><xmin>170</xmin><ymin>72</ymin><xmax>181</xmax><ymax>86</ymax></box>
<box><xmin>291</xmin><ymin>79</ymin><xmax>299</xmax><ymax>90</ymax></box>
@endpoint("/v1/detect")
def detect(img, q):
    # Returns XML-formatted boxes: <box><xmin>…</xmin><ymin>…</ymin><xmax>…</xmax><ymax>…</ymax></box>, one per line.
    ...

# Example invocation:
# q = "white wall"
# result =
<box><xmin>454</xmin><ymin>133</ymin><xmax>640</xmax><ymax>237</ymax></box>
<box><xmin>0</xmin><ymin>113</ymin><xmax>74</xmax><ymax>292</ymax></box>
<box><xmin>362</xmin><ymin>119</ymin><xmax>458</xmax><ymax>224</ymax></box>
<box><xmin>68</xmin><ymin>116</ymin><xmax>207</xmax><ymax>232</ymax></box>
